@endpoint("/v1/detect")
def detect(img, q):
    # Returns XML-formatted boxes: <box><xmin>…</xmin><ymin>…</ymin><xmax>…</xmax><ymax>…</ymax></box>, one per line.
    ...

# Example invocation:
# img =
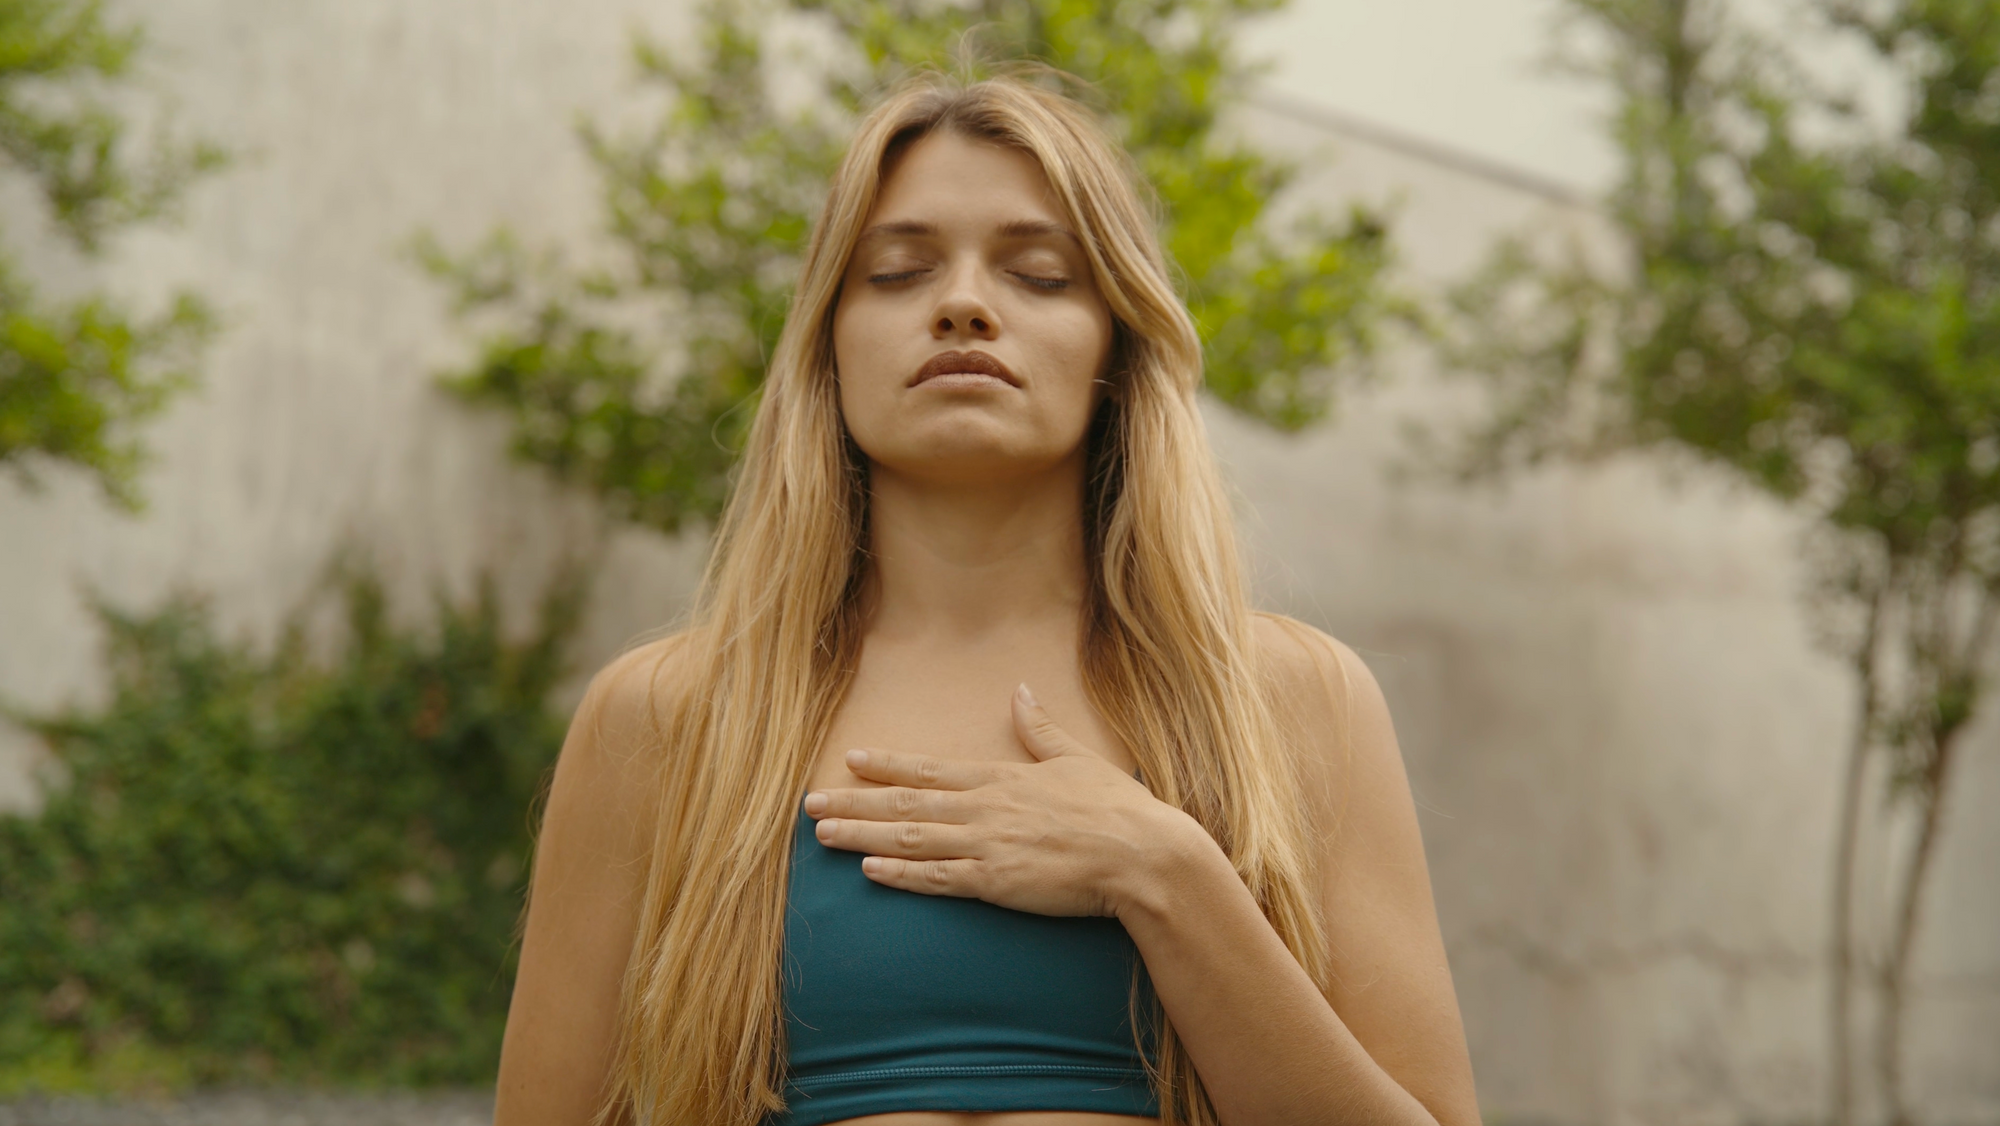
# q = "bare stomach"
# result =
<box><xmin>826</xmin><ymin>1116</ymin><xmax>1157</xmax><ymax>1126</ymax></box>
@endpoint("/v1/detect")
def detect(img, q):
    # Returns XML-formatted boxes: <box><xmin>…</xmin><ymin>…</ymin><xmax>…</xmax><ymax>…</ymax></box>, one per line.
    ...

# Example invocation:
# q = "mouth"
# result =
<box><xmin>909</xmin><ymin>350</ymin><xmax>1019</xmax><ymax>388</ymax></box>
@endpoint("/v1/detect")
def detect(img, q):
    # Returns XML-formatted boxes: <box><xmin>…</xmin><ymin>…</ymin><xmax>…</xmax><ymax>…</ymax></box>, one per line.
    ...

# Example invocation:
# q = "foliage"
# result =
<box><xmin>0</xmin><ymin>566</ymin><xmax>584</xmax><ymax>1093</ymax></box>
<box><xmin>419</xmin><ymin>0</ymin><xmax>1399</xmax><ymax>534</ymax></box>
<box><xmin>1442</xmin><ymin>0</ymin><xmax>2000</xmax><ymax>1120</ymax></box>
<box><xmin>0</xmin><ymin>0</ymin><xmax>223</xmax><ymax>510</ymax></box>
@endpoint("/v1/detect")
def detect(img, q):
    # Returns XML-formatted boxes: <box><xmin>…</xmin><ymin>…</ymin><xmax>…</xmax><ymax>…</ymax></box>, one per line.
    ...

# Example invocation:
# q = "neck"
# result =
<box><xmin>861</xmin><ymin>458</ymin><xmax>1089</xmax><ymax>642</ymax></box>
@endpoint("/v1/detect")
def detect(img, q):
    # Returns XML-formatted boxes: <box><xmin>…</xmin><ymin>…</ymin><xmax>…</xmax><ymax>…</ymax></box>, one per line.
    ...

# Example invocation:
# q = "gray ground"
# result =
<box><xmin>0</xmin><ymin>1093</ymin><xmax>493</xmax><ymax>1126</ymax></box>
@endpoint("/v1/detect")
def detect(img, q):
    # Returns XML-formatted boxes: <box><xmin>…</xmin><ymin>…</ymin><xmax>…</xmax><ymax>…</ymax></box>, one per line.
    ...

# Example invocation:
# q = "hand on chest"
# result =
<box><xmin>795</xmin><ymin>629</ymin><xmax>1181</xmax><ymax>921</ymax></box>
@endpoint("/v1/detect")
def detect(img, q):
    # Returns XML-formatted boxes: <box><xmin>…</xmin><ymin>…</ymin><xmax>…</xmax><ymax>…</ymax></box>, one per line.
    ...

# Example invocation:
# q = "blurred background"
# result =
<box><xmin>0</xmin><ymin>0</ymin><xmax>1994</xmax><ymax>1123</ymax></box>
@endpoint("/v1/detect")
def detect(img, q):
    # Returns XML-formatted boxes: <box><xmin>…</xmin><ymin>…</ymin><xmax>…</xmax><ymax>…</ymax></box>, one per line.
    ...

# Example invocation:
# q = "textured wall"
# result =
<box><xmin>0</xmin><ymin>2</ymin><xmax>1992</xmax><ymax>1123</ymax></box>
<box><xmin>1228</xmin><ymin>109</ymin><xmax>2000</xmax><ymax>1125</ymax></box>
<box><xmin>0</xmin><ymin>0</ymin><xmax>714</xmax><ymax>806</ymax></box>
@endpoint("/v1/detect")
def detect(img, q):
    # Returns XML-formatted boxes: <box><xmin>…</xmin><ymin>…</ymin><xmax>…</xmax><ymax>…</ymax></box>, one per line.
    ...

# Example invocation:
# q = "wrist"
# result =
<box><xmin>1112</xmin><ymin>804</ymin><xmax>1235</xmax><ymax>925</ymax></box>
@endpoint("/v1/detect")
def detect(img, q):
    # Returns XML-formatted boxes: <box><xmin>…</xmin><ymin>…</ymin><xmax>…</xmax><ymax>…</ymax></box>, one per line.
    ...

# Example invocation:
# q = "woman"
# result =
<box><xmin>495</xmin><ymin>72</ymin><xmax>1480</xmax><ymax>1126</ymax></box>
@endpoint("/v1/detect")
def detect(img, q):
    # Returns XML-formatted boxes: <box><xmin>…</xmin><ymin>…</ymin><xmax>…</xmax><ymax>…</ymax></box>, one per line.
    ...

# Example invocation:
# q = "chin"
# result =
<box><xmin>866</xmin><ymin>437</ymin><xmax>1075</xmax><ymax>487</ymax></box>
<box><xmin>850</xmin><ymin>406</ymin><xmax>1091</xmax><ymax>484</ymax></box>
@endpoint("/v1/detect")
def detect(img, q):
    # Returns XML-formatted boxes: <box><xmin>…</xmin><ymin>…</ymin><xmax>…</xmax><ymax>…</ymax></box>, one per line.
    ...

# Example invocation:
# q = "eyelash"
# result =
<box><xmin>866</xmin><ymin>269</ymin><xmax>1070</xmax><ymax>291</ymax></box>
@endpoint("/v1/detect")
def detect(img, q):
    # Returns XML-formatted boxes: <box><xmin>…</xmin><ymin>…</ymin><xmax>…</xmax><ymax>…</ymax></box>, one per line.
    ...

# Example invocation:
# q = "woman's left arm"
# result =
<box><xmin>810</xmin><ymin>624</ymin><xmax>1479</xmax><ymax>1126</ymax></box>
<box><xmin>1111</xmin><ymin>622</ymin><xmax>1481</xmax><ymax>1126</ymax></box>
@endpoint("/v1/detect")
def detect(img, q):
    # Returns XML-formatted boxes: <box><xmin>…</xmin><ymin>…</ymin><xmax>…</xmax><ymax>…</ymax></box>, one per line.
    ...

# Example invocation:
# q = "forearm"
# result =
<box><xmin>1116</xmin><ymin>817</ymin><xmax>1442</xmax><ymax>1126</ymax></box>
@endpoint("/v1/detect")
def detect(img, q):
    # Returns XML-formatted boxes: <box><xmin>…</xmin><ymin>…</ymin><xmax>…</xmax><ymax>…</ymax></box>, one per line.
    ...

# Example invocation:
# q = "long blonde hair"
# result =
<box><xmin>603</xmin><ymin>71</ymin><xmax>1330</xmax><ymax>1126</ymax></box>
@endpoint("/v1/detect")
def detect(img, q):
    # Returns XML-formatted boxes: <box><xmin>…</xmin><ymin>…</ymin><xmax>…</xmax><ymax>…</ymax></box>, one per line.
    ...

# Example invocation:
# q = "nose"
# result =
<box><xmin>929</xmin><ymin>262</ymin><xmax>999</xmax><ymax>341</ymax></box>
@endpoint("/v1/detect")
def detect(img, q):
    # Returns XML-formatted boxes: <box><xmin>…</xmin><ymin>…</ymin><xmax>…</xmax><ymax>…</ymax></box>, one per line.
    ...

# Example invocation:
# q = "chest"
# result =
<box><xmin>806</xmin><ymin>634</ymin><xmax>1136</xmax><ymax>793</ymax></box>
<box><xmin>778</xmin><ymin>632</ymin><xmax>1161</xmax><ymax>1124</ymax></box>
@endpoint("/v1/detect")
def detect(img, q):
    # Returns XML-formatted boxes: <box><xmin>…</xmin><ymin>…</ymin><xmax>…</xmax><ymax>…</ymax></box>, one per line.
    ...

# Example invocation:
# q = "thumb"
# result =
<box><xmin>1012</xmin><ymin>683</ymin><xmax>1090</xmax><ymax>762</ymax></box>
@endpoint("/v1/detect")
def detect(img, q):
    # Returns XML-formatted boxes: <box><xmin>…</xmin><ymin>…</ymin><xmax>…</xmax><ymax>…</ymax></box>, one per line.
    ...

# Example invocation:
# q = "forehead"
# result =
<box><xmin>863</xmin><ymin>130</ymin><xmax>1069</xmax><ymax>234</ymax></box>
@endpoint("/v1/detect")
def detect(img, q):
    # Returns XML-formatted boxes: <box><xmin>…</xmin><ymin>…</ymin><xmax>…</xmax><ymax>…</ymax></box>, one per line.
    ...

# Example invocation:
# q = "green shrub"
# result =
<box><xmin>0</xmin><ymin>567</ymin><xmax>584</xmax><ymax>1092</ymax></box>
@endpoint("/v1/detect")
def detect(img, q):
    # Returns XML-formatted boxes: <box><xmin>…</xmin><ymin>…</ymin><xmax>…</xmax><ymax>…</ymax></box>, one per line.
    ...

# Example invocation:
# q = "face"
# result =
<box><xmin>832</xmin><ymin>130</ymin><xmax>1116</xmax><ymax>486</ymax></box>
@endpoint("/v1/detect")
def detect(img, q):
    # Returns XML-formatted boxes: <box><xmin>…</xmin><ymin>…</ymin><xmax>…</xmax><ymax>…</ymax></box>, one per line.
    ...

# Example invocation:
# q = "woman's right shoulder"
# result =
<box><xmin>570</xmin><ymin>630</ymin><xmax>704</xmax><ymax>750</ymax></box>
<box><xmin>546</xmin><ymin>629</ymin><xmax>706</xmax><ymax>836</ymax></box>
<box><xmin>502</xmin><ymin>632</ymin><xmax>708</xmax><ymax>1124</ymax></box>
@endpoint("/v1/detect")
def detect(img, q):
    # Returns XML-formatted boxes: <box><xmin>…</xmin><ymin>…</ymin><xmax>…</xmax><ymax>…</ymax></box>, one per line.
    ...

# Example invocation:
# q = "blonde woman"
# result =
<box><xmin>495</xmin><ymin>72</ymin><xmax>1480</xmax><ymax>1126</ymax></box>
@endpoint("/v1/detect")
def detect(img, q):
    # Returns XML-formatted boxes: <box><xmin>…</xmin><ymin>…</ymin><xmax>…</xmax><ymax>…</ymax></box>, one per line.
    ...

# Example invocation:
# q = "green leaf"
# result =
<box><xmin>0</xmin><ymin>0</ymin><xmax>227</xmax><ymax>508</ymax></box>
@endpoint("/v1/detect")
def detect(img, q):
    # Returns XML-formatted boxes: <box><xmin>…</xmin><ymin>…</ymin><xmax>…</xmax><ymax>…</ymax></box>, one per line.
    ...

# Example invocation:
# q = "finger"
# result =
<box><xmin>814</xmin><ymin>817</ymin><xmax>977</xmax><ymax>861</ymax></box>
<box><xmin>1010</xmin><ymin>683</ymin><xmax>1093</xmax><ymax>762</ymax></box>
<box><xmin>806</xmin><ymin>786</ymin><xmax>960</xmax><ymax>823</ymax></box>
<box><xmin>859</xmin><ymin>855</ymin><xmax>982</xmax><ymax>899</ymax></box>
<box><xmin>845</xmin><ymin>748</ymin><xmax>1005</xmax><ymax>791</ymax></box>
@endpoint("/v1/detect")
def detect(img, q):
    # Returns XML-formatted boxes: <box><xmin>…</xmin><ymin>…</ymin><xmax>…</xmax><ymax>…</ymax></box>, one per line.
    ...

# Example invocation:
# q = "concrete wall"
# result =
<box><xmin>1226</xmin><ymin>109</ymin><xmax>2000</xmax><ymax>1124</ymax></box>
<box><xmin>0</xmin><ymin>0</ymin><xmax>714</xmax><ymax>805</ymax></box>
<box><xmin>0</xmin><ymin>2</ymin><xmax>1991</xmax><ymax>1123</ymax></box>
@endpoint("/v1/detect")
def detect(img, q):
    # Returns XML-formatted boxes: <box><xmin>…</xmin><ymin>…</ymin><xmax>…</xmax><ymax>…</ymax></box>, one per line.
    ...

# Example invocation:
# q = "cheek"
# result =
<box><xmin>831</xmin><ymin>295</ymin><xmax>861</xmax><ymax>380</ymax></box>
<box><xmin>1034</xmin><ymin>302</ymin><xmax>1115</xmax><ymax>412</ymax></box>
<box><xmin>831</xmin><ymin>298</ymin><xmax>887</xmax><ymax>419</ymax></box>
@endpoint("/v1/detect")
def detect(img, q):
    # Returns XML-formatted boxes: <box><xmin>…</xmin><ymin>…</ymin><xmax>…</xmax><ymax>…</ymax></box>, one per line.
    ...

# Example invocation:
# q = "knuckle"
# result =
<box><xmin>924</xmin><ymin>859</ymin><xmax>952</xmax><ymax>886</ymax></box>
<box><xmin>889</xmin><ymin>788</ymin><xmax>919</xmax><ymax>818</ymax></box>
<box><xmin>916</xmin><ymin>757</ymin><xmax>944</xmax><ymax>784</ymax></box>
<box><xmin>895</xmin><ymin>821</ymin><xmax>924</xmax><ymax>850</ymax></box>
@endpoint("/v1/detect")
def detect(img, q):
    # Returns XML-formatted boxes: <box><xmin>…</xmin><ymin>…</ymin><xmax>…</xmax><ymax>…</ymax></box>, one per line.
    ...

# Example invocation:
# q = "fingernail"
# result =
<box><xmin>816</xmin><ymin>818</ymin><xmax>838</xmax><ymax>841</ymax></box>
<box><xmin>861</xmin><ymin>857</ymin><xmax>883</xmax><ymax>875</ymax></box>
<box><xmin>845</xmin><ymin>749</ymin><xmax>868</xmax><ymax>769</ymax></box>
<box><xmin>804</xmin><ymin>792</ymin><xmax>827</xmax><ymax>815</ymax></box>
<box><xmin>1017</xmin><ymin>682</ymin><xmax>1037</xmax><ymax>708</ymax></box>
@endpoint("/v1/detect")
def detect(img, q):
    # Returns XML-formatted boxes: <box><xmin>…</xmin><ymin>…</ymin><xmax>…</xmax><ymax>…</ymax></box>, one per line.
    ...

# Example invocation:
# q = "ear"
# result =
<box><xmin>1011</xmin><ymin>683</ymin><xmax>1093</xmax><ymax>762</ymax></box>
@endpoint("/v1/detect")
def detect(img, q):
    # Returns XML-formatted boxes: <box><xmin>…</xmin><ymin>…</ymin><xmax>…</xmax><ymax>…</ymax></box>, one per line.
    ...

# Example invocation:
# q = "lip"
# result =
<box><xmin>909</xmin><ymin>350</ymin><xmax>1019</xmax><ymax>388</ymax></box>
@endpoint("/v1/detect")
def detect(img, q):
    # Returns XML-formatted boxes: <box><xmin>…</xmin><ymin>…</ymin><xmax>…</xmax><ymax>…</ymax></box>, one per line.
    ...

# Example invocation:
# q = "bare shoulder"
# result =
<box><xmin>571</xmin><ymin>632</ymin><xmax>700</xmax><ymax>763</ymax></box>
<box><xmin>496</xmin><ymin>630</ymin><xmax>703</xmax><ymax>1126</ymax></box>
<box><xmin>584</xmin><ymin>629</ymin><xmax>702</xmax><ymax>723</ymax></box>
<box><xmin>536</xmin><ymin>624</ymin><xmax>708</xmax><ymax>892</ymax></box>
<box><xmin>1247</xmin><ymin>613</ymin><xmax>1399</xmax><ymax>813</ymax></box>
<box><xmin>1248</xmin><ymin>617</ymin><xmax>1481</xmax><ymax>1126</ymax></box>
<box><xmin>1247</xmin><ymin>612</ymin><xmax>1381</xmax><ymax>714</ymax></box>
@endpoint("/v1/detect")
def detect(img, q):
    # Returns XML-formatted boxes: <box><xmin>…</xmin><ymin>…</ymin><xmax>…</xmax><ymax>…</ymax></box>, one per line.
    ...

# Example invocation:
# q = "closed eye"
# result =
<box><xmin>868</xmin><ymin>269</ymin><xmax>929</xmax><ymax>285</ymax></box>
<box><xmin>1012</xmin><ymin>273</ymin><xmax>1070</xmax><ymax>291</ymax></box>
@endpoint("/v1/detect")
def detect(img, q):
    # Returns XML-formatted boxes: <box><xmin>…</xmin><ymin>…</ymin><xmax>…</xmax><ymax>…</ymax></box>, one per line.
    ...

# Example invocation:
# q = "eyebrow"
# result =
<box><xmin>856</xmin><ymin>218</ymin><xmax>1081</xmax><ymax>244</ymax></box>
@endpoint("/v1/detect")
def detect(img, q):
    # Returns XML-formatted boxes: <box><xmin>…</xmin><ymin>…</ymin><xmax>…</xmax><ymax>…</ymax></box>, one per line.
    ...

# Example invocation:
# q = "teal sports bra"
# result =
<box><xmin>768</xmin><ymin>803</ymin><xmax>1160</xmax><ymax>1125</ymax></box>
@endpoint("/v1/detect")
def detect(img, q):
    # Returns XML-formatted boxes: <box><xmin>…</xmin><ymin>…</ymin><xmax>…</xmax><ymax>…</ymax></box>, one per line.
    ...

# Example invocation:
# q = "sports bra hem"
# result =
<box><xmin>789</xmin><ymin>1062</ymin><xmax>1152</xmax><ymax>1093</ymax></box>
